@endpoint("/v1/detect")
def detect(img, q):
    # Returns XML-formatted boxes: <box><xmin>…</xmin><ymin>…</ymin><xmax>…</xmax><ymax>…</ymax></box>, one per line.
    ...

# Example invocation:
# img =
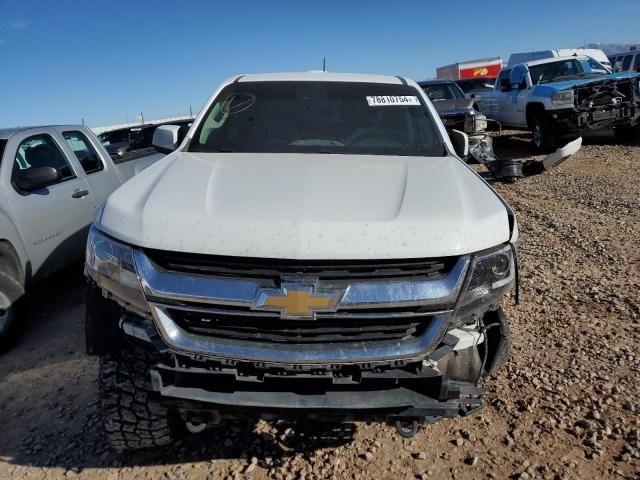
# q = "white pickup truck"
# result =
<box><xmin>85</xmin><ymin>72</ymin><xmax>519</xmax><ymax>450</ymax></box>
<box><xmin>480</xmin><ymin>56</ymin><xmax>640</xmax><ymax>152</ymax></box>
<box><xmin>0</xmin><ymin>125</ymin><xmax>160</xmax><ymax>349</ymax></box>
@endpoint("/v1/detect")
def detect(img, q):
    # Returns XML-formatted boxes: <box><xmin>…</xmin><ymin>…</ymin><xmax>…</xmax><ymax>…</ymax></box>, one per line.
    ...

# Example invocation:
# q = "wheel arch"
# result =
<box><xmin>525</xmin><ymin>102</ymin><xmax>546</xmax><ymax>127</ymax></box>
<box><xmin>0</xmin><ymin>210</ymin><xmax>27</xmax><ymax>292</ymax></box>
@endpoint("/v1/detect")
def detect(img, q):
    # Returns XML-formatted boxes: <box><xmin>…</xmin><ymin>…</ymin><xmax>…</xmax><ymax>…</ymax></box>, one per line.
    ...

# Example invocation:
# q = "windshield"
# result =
<box><xmin>189</xmin><ymin>81</ymin><xmax>445</xmax><ymax>157</ymax></box>
<box><xmin>421</xmin><ymin>83</ymin><xmax>465</xmax><ymax>100</ymax></box>
<box><xmin>529</xmin><ymin>58</ymin><xmax>608</xmax><ymax>84</ymax></box>
<box><xmin>455</xmin><ymin>78</ymin><xmax>494</xmax><ymax>93</ymax></box>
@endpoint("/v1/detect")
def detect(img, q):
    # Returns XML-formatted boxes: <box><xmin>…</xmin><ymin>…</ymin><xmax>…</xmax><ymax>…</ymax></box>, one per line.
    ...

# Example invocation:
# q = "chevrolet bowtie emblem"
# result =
<box><xmin>254</xmin><ymin>284</ymin><xmax>342</xmax><ymax>319</ymax></box>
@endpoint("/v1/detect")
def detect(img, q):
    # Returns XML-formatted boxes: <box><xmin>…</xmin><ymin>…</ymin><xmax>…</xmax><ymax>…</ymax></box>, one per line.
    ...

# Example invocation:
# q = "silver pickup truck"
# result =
<box><xmin>0</xmin><ymin>125</ymin><xmax>160</xmax><ymax>350</ymax></box>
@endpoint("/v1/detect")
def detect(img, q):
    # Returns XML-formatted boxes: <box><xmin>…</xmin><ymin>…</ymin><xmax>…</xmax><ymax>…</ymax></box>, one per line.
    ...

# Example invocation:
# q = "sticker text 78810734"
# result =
<box><xmin>366</xmin><ymin>96</ymin><xmax>420</xmax><ymax>106</ymax></box>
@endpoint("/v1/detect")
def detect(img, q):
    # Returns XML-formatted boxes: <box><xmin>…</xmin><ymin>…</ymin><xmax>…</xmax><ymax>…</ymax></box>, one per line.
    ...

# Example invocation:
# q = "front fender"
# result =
<box><xmin>0</xmin><ymin>199</ymin><xmax>29</xmax><ymax>288</ymax></box>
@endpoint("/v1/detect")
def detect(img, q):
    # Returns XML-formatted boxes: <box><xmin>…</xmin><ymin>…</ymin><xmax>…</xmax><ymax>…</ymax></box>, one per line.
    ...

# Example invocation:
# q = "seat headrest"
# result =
<box><xmin>25</xmin><ymin>144</ymin><xmax>57</xmax><ymax>169</ymax></box>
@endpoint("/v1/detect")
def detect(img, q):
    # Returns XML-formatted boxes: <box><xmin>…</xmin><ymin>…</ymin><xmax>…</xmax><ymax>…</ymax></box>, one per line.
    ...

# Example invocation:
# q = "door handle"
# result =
<box><xmin>72</xmin><ymin>189</ymin><xmax>90</xmax><ymax>199</ymax></box>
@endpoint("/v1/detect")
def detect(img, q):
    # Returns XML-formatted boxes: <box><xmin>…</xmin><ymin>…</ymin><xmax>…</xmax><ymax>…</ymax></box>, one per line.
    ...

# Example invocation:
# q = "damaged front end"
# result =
<box><xmin>146</xmin><ymin>307</ymin><xmax>511</xmax><ymax>438</ymax></box>
<box><xmin>433</xmin><ymin>99</ymin><xmax>524</xmax><ymax>181</ymax></box>
<box><xmin>558</xmin><ymin>76</ymin><xmax>640</xmax><ymax>132</ymax></box>
<box><xmin>433</xmin><ymin>98</ymin><xmax>488</xmax><ymax>134</ymax></box>
<box><xmin>87</xmin><ymin>230</ymin><xmax>517</xmax><ymax>439</ymax></box>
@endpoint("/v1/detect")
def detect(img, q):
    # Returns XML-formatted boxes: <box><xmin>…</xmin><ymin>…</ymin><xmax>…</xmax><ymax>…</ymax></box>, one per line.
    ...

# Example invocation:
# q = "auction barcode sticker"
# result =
<box><xmin>366</xmin><ymin>95</ymin><xmax>420</xmax><ymax>106</ymax></box>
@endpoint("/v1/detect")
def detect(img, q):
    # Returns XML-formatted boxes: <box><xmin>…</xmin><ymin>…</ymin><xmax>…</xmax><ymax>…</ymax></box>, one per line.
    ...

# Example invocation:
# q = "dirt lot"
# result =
<box><xmin>0</xmin><ymin>132</ymin><xmax>639</xmax><ymax>480</ymax></box>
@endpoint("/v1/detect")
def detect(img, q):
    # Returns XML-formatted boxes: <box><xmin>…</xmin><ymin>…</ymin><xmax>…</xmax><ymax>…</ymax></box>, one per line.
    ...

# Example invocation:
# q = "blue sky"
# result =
<box><xmin>0</xmin><ymin>0</ymin><xmax>638</xmax><ymax>127</ymax></box>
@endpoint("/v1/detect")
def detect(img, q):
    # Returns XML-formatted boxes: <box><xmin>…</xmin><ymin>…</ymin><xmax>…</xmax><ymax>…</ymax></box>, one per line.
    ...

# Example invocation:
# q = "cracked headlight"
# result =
<box><xmin>453</xmin><ymin>245</ymin><xmax>516</xmax><ymax>327</ymax></box>
<box><xmin>551</xmin><ymin>90</ymin><xmax>574</xmax><ymax>106</ymax></box>
<box><xmin>464</xmin><ymin>112</ymin><xmax>487</xmax><ymax>133</ymax></box>
<box><xmin>85</xmin><ymin>226</ymin><xmax>149</xmax><ymax>315</ymax></box>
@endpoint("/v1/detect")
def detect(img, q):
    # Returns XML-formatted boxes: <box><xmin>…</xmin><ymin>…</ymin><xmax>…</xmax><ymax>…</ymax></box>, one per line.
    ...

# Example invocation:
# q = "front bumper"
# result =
<box><xmin>551</xmin><ymin>103</ymin><xmax>639</xmax><ymax>133</ymax></box>
<box><xmin>150</xmin><ymin>362</ymin><xmax>486</xmax><ymax>421</ymax></box>
<box><xmin>122</xmin><ymin>307</ymin><xmax>511</xmax><ymax>423</ymax></box>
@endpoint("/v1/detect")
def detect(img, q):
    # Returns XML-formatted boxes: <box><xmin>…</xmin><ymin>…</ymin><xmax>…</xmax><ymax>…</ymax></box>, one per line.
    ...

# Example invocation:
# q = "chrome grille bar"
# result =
<box><xmin>134</xmin><ymin>250</ymin><xmax>469</xmax><ymax>311</ymax></box>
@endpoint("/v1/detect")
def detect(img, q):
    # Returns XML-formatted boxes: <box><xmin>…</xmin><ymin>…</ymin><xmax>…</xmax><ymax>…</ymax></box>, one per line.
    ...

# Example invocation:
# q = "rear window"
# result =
<box><xmin>189</xmin><ymin>81</ymin><xmax>445</xmax><ymax>157</ymax></box>
<box><xmin>455</xmin><ymin>78</ymin><xmax>494</xmax><ymax>93</ymax></box>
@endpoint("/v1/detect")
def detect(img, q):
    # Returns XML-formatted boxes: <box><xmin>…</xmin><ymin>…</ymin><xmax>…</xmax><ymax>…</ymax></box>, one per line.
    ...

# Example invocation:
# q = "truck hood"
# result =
<box><xmin>432</xmin><ymin>98</ymin><xmax>475</xmax><ymax>115</ymax></box>
<box><xmin>533</xmin><ymin>71</ymin><xmax>640</xmax><ymax>94</ymax></box>
<box><xmin>97</xmin><ymin>152</ymin><xmax>511</xmax><ymax>260</ymax></box>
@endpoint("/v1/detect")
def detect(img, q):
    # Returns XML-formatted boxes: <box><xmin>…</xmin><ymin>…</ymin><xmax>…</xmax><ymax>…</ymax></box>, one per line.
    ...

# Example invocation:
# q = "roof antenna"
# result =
<box><xmin>323</xmin><ymin>57</ymin><xmax>326</xmax><ymax>72</ymax></box>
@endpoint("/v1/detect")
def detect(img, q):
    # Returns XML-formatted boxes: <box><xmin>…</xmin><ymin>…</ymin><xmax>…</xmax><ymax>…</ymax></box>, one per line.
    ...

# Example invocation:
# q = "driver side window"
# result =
<box><xmin>12</xmin><ymin>134</ymin><xmax>76</xmax><ymax>185</ymax></box>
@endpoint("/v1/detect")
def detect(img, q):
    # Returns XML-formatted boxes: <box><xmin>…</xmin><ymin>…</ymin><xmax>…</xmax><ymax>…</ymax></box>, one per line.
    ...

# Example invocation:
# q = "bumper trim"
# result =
<box><xmin>149</xmin><ymin>304</ymin><xmax>450</xmax><ymax>365</ymax></box>
<box><xmin>150</xmin><ymin>368</ymin><xmax>485</xmax><ymax>418</ymax></box>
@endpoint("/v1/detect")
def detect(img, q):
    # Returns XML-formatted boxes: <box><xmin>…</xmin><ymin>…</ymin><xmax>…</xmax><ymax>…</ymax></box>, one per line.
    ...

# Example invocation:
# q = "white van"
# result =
<box><xmin>507</xmin><ymin>48</ymin><xmax>611</xmax><ymax>70</ymax></box>
<box><xmin>608</xmin><ymin>51</ymin><xmax>640</xmax><ymax>73</ymax></box>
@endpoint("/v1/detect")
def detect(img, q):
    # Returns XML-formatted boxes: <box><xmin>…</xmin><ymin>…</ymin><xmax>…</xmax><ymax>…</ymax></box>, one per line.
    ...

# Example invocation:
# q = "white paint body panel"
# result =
<box><xmin>98</xmin><ymin>151</ymin><xmax>510</xmax><ymax>259</ymax></box>
<box><xmin>97</xmin><ymin>72</ymin><xmax>513</xmax><ymax>260</ymax></box>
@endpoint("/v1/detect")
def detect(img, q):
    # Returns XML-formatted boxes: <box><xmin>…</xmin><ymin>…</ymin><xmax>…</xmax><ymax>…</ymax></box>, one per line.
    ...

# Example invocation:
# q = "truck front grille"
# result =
<box><xmin>574</xmin><ymin>78</ymin><xmax>636</xmax><ymax>109</ymax></box>
<box><xmin>134</xmin><ymin>249</ymin><xmax>468</xmax><ymax>364</ymax></box>
<box><xmin>168</xmin><ymin>306</ymin><xmax>430</xmax><ymax>345</ymax></box>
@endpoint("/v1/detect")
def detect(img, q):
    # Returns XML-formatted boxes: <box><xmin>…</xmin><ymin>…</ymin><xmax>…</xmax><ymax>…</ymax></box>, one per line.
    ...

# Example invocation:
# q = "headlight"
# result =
<box><xmin>85</xmin><ymin>226</ymin><xmax>149</xmax><ymax>315</ymax></box>
<box><xmin>551</xmin><ymin>90</ymin><xmax>574</xmax><ymax>106</ymax></box>
<box><xmin>474</xmin><ymin>114</ymin><xmax>487</xmax><ymax>132</ymax></box>
<box><xmin>453</xmin><ymin>245</ymin><xmax>515</xmax><ymax>327</ymax></box>
<box><xmin>464</xmin><ymin>112</ymin><xmax>488</xmax><ymax>133</ymax></box>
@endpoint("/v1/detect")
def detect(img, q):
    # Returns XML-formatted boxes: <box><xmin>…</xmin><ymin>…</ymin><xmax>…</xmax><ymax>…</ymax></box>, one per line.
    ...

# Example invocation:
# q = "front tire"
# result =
<box><xmin>0</xmin><ymin>272</ymin><xmax>24</xmax><ymax>353</ymax></box>
<box><xmin>531</xmin><ymin>114</ymin><xmax>557</xmax><ymax>153</ymax></box>
<box><xmin>100</xmin><ymin>343</ymin><xmax>175</xmax><ymax>451</ymax></box>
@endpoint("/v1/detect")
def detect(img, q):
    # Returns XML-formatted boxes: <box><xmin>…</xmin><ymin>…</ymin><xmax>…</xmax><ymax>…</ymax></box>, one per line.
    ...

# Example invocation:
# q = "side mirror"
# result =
<box><xmin>450</xmin><ymin>129</ymin><xmax>469</xmax><ymax>158</ymax></box>
<box><xmin>152</xmin><ymin>125</ymin><xmax>181</xmax><ymax>154</ymax></box>
<box><xmin>500</xmin><ymin>78</ymin><xmax>512</xmax><ymax>92</ymax></box>
<box><xmin>14</xmin><ymin>167</ymin><xmax>61</xmax><ymax>192</ymax></box>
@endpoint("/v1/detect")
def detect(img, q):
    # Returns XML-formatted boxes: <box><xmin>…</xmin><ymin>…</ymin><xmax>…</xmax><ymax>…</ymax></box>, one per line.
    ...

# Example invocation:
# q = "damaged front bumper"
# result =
<box><xmin>552</xmin><ymin>105</ymin><xmax>638</xmax><ymax>132</ymax></box>
<box><xmin>554</xmin><ymin>77</ymin><xmax>640</xmax><ymax>133</ymax></box>
<box><xmin>123</xmin><ymin>307</ymin><xmax>511</xmax><ymax>431</ymax></box>
<box><xmin>89</xmin><ymin>239</ymin><xmax>516</xmax><ymax>436</ymax></box>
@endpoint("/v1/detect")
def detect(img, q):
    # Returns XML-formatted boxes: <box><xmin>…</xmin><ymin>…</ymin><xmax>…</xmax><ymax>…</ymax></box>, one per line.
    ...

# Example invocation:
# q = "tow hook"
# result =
<box><xmin>185</xmin><ymin>419</ymin><xmax>207</xmax><ymax>433</ymax></box>
<box><xmin>182</xmin><ymin>410</ymin><xmax>221</xmax><ymax>434</ymax></box>
<box><xmin>394</xmin><ymin>419</ymin><xmax>420</xmax><ymax>438</ymax></box>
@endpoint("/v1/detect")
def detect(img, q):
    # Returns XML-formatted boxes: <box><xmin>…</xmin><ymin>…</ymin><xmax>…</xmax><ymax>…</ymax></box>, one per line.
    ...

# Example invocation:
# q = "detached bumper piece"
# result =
<box><xmin>149</xmin><ymin>358</ymin><xmax>485</xmax><ymax>426</ymax></box>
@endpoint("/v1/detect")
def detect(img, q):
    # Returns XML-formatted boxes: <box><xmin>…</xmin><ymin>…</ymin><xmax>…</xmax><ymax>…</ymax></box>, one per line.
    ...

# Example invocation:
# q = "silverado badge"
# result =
<box><xmin>254</xmin><ymin>284</ymin><xmax>343</xmax><ymax>319</ymax></box>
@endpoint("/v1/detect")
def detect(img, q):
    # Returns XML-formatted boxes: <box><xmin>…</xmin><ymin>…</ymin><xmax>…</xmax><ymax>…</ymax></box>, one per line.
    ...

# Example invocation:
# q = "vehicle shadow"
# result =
<box><xmin>491</xmin><ymin>132</ymin><xmax>538</xmax><ymax>161</ymax></box>
<box><xmin>6</xmin><ymin>414</ymin><xmax>356</xmax><ymax>470</ymax></box>
<box><xmin>0</xmin><ymin>266</ymin><xmax>356</xmax><ymax>470</ymax></box>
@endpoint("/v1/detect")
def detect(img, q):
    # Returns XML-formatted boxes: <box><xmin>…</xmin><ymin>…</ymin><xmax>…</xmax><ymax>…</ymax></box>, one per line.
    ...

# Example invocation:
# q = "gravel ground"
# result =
<box><xmin>0</xmin><ymin>132</ymin><xmax>639</xmax><ymax>480</ymax></box>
